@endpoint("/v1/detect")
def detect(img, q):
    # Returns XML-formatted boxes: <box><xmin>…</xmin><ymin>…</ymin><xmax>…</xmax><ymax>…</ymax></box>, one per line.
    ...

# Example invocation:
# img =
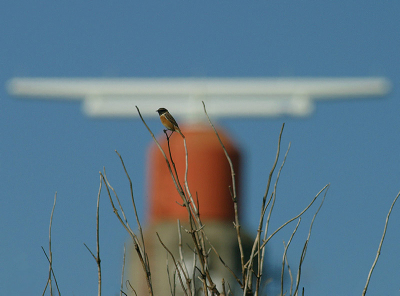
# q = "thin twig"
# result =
<box><xmin>281</xmin><ymin>218</ymin><xmax>301</xmax><ymax>296</ymax></box>
<box><xmin>84</xmin><ymin>175</ymin><xmax>102</xmax><ymax>296</ymax></box>
<box><xmin>156</xmin><ymin>233</ymin><xmax>190</xmax><ymax>296</ymax></box>
<box><xmin>177</xmin><ymin>220</ymin><xmax>190</xmax><ymax>281</ymax></box>
<box><xmin>264</xmin><ymin>142</ymin><xmax>291</xmax><ymax>240</ymax></box>
<box><xmin>41</xmin><ymin>247</ymin><xmax>61</xmax><ymax>296</ymax></box>
<box><xmin>96</xmin><ymin>176</ymin><xmax>102</xmax><ymax>296</ymax></box>
<box><xmin>100</xmin><ymin>171</ymin><xmax>153</xmax><ymax>296</ymax></box>
<box><xmin>202</xmin><ymin>101</ymin><xmax>245</xmax><ymax>285</ymax></box>
<box><xmin>42</xmin><ymin>193</ymin><xmax>61</xmax><ymax>296</ymax></box>
<box><xmin>165</xmin><ymin>131</ymin><xmax>185</xmax><ymax>195</ymax></box>
<box><xmin>49</xmin><ymin>193</ymin><xmax>56</xmax><ymax>296</ymax></box>
<box><xmin>244</xmin><ymin>124</ymin><xmax>285</xmax><ymax>295</ymax></box>
<box><xmin>120</xmin><ymin>243</ymin><xmax>126</xmax><ymax>296</ymax></box>
<box><xmin>126</xmin><ymin>280</ymin><xmax>138</xmax><ymax>296</ymax></box>
<box><xmin>293</xmin><ymin>184</ymin><xmax>329</xmax><ymax>296</ymax></box>
<box><xmin>222</xmin><ymin>278</ymin><xmax>227</xmax><ymax>296</ymax></box>
<box><xmin>103</xmin><ymin>167</ymin><xmax>130</xmax><ymax>231</ymax></box>
<box><xmin>165</xmin><ymin>253</ymin><xmax>176</xmax><ymax>296</ymax></box>
<box><xmin>243</xmin><ymin>182</ymin><xmax>329</xmax><ymax>294</ymax></box>
<box><xmin>257</xmin><ymin>142</ymin><xmax>291</xmax><ymax>294</ymax></box>
<box><xmin>285</xmin><ymin>253</ymin><xmax>294</xmax><ymax>296</ymax></box>
<box><xmin>204</xmin><ymin>233</ymin><xmax>242</xmax><ymax>285</ymax></box>
<box><xmin>115</xmin><ymin>151</ymin><xmax>150</xmax><ymax>277</ymax></box>
<box><xmin>192</xmin><ymin>246</ymin><xmax>198</xmax><ymax>296</ymax></box>
<box><xmin>262</xmin><ymin>123</ymin><xmax>285</xmax><ymax>218</ymax></box>
<box><xmin>136</xmin><ymin>106</ymin><xmax>185</xmax><ymax>201</ymax></box>
<box><xmin>116</xmin><ymin>151</ymin><xmax>145</xmax><ymax>241</ymax></box>
<box><xmin>362</xmin><ymin>190</ymin><xmax>400</xmax><ymax>296</ymax></box>
<box><xmin>260</xmin><ymin>184</ymin><xmax>330</xmax><ymax>250</ymax></box>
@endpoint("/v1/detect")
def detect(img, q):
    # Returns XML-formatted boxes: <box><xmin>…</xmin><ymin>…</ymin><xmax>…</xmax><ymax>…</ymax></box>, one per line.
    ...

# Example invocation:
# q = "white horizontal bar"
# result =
<box><xmin>8</xmin><ymin>77</ymin><xmax>391</xmax><ymax>98</ymax></box>
<box><xmin>82</xmin><ymin>96</ymin><xmax>314</xmax><ymax>118</ymax></box>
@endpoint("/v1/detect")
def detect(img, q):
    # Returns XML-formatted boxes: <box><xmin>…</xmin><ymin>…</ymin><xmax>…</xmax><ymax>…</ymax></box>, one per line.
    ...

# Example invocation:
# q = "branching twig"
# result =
<box><xmin>165</xmin><ymin>253</ymin><xmax>177</xmax><ymax>296</ymax></box>
<box><xmin>260</xmin><ymin>184</ymin><xmax>330</xmax><ymax>251</ymax></box>
<box><xmin>126</xmin><ymin>280</ymin><xmax>138</xmax><ymax>296</ymax></box>
<box><xmin>156</xmin><ymin>233</ymin><xmax>190</xmax><ymax>296</ymax></box>
<box><xmin>115</xmin><ymin>150</ymin><xmax>151</xmax><ymax>278</ymax></box>
<box><xmin>204</xmin><ymin>233</ymin><xmax>242</xmax><ymax>285</ymax></box>
<box><xmin>136</xmin><ymin>106</ymin><xmax>186</xmax><ymax>201</ymax></box>
<box><xmin>281</xmin><ymin>218</ymin><xmax>301</xmax><ymax>296</ymax></box>
<box><xmin>257</xmin><ymin>142</ymin><xmax>291</xmax><ymax>293</ymax></box>
<box><xmin>100</xmin><ymin>170</ymin><xmax>153</xmax><ymax>296</ymax></box>
<box><xmin>116</xmin><ymin>151</ymin><xmax>146</xmax><ymax>248</ymax></box>
<box><xmin>132</xmin><ymin>103</ymin><xmax>335</xmax><ymax>296</ymax></box>
<box><xmin>244</xmin><ymin>123</ymin><xmax>285</xmax><ymax>295</ymax></box>
<box><xmin>42</xmin><ymin>193</ymin><xmax>61</xmax><ymax>296</ymax></box>
<box><xmin>293</xmin><ymin>184</ymin><xmax>329</xmax><ymax>296</ymax></box>
<box><xmin>137</xmin><ymin>105</ymin><xmax>220</xmax><ymax>296</ymax></box>
<box><xmin>41</xmin><ymin>247</ymin><xmax>61</xmax><ymax>296</ymax></box>
<box><xmin>202</xmin><ymin>101</ymin><xmax>245</xmax><ymax>287</ymax></box>
<box><xmin>362</xmin><ymin>190</ymin><xmax>400</xmax><ymax>296</ymax></box>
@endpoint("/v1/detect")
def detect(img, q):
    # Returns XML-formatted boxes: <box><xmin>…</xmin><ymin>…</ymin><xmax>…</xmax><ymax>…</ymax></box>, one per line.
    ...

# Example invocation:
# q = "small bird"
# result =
<box><xmin>156</xmin><ymin>107</ymin><xmax>185</xmax><ymax>138</ymax></box>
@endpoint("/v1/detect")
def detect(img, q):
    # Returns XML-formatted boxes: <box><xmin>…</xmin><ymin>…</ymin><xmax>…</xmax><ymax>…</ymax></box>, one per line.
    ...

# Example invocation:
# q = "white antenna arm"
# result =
<box><xmin>7</xmin><ymin>77</ymin><xmax>391</xmax><ymax>119</ymax></box>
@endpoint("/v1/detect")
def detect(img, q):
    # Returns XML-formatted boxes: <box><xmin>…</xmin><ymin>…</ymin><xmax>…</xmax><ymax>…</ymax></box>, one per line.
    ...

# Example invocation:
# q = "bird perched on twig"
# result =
<box><xmin>156</xmin><ymin>108</ymin><xmax>185</xmax><ymax>138</ymax></box>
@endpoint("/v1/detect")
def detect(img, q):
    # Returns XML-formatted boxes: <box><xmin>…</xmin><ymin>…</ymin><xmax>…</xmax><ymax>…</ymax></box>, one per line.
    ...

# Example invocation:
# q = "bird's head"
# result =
<box><xmin>156</xmin><ymin>108</ymin><xmax>168</xmax><ymax>115</ymax></box>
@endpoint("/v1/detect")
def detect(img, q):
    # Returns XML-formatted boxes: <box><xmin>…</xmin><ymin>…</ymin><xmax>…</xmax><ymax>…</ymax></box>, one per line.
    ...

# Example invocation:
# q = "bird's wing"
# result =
<box><xmin>165</xmin><ymin>112</ymin><xmax>179</xmax><ymax>127</ymax></box>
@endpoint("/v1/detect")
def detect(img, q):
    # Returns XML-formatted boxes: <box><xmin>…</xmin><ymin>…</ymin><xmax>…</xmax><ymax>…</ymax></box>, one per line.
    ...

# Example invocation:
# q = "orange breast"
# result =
<box><xmin>160</xmin><ymin>115</ymin><xmax>175</xmax><ymax>131</ymax></box>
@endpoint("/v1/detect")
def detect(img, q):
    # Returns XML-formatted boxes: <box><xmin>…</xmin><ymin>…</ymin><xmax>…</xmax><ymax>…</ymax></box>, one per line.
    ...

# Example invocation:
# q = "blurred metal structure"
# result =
<box><xmin>7</xmin><ymin>77</ymin><xmax>390</xmax><ymax>121</ymax></box>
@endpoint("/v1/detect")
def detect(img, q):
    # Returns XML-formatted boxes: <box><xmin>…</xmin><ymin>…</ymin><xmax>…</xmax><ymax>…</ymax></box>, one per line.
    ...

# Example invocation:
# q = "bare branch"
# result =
<box><xmin>136</xmin><ymin>106</ymin><xmax>186</xmax><ymax>201</ymax></box>
<box><xmin>202</xmin><ymin>101</ymin><xmax>245</xmax><ymax>284</ymax></box>
<box><xmin>42</xmin><ymin>193</ymin><xmax>61</xmax><ymax>296</ymax></box>
<box><xmin>100</xmin><ymin>171</ymin><xmax>153</xmax><ymax>295</ymax></box>
<box><xmin>257</xmin><ymin>142</ymin><xmax>291</xmax><ymax>293</ymax></box>
<box><xmin>261</xmin><ymin>184</ymin><xmax>330</xmax><ymax>250</ymax></box>
<box><xmin>156</xmin><ymin>233</ymin><xmax>190</xmax><ymax>296</ymax></box>
<box><xmin>126</xmin><ymin>280</ymin><xmax>138</xmax><ymax>296</ymax></box>
<box><xmin>115</xmin><ymin>151</ymin><xmax>145</xmax><ymax>242</ymax></box>
<box><xmin>362</xmin><ymin>190</ymin><xmax>400</xmax><ymax>296</ymax></box>
<box><xmin>120</xmin><ymin>243</ymin><xmax>126</xmax><ymax>296</ymax></box>
<box><xmin>41</xmin><ymin>247</ymin><xmax>61</xmax><ymax>296</ymax></box>
<box><xmin>244</xmin><ymin>124</ymin><xmax>285</xmax><ymax>295</ymax></box>
<box><xmin>84</xmin><ymin>243</ymin><xmax>96</xmax><ymax>261</ymax></box>
<box><xmin>165</xmin><ymin>253</ymin><xmax>176</xmax><ymax>296</ymax></box>
<box><xmin>293</xmin><ymin>184</ymin><xmax>329</xmax><ymax>296</ymax></box>
<box><xmin>204</xmin><ymin>233</ymin><xmax>242</xmax><ymax>286</ymax></box>
<box><xmin>137</xmin><ymin>105</ymin><xmax>220</xmax><ymax>295</ymax></box>
<box><xmin>84</xmin><ymin>175</ymin><xmax>102</xmax><ymax>296</ymax></box>
<box><xmin>285</xmin><ymin>251</ymin><xmax>294</xmax><ymax>296</ymax></box>
<box><xmin>281</xmin><ymin>218</ymin><xmax>301</xmax><ymax>296</ymax></box>
<box><xmin>115</xmin><ymin>151</ymin><xmax>150</xmax><ymax>277</ymax></box>
<box><xmin>164</xmin><ymin>130</ymin><xmax>185</xmax><ymax>196</ymax></box>
<box><xmin>177</xmin><ymin>220</ymin><xmax>190</xmax><ymax>281</ymax></box>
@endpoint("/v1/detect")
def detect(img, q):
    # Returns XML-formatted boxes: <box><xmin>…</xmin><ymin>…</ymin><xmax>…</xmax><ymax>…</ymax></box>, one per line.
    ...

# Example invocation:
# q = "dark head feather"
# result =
<box><xmin>156</xmin><ymin>108</ymin><xmax>168</xmax><ymax>115</ymax></box>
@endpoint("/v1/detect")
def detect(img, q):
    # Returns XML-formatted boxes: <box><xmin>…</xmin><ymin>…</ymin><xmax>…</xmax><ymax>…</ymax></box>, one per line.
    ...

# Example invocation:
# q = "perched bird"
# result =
<box><xmin>156</xmin><ymin>108</ymin><xmax>185</xmax><ymax>138</ymax></box>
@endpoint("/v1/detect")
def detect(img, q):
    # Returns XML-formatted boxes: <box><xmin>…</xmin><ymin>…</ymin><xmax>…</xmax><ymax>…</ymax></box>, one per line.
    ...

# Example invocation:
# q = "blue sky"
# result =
<box><xmin>1</xmin><ymin>1</ymin><xmax>400</xmax><ymax>295</ymax></box>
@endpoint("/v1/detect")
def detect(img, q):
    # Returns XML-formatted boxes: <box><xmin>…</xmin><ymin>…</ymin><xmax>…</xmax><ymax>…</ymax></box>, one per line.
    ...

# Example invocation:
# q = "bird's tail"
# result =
<box><xmin>177</xmin><ymin>128</ymin><xmax>185</xmax><ymax>138</ymax></box>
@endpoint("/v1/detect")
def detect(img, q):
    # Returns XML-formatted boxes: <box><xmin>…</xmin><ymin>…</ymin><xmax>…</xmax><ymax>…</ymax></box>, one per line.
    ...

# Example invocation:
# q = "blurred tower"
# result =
<box><xmin>128</xmin><ymin>123</ymin><xmax>245</xmax><ymax>295</ymax></box>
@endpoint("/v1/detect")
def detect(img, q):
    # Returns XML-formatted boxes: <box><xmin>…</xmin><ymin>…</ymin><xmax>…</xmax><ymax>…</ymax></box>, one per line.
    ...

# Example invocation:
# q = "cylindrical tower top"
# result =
<box><xmin>147</xmin><ymin>124</ymin><xmax>241</xmax><ymax>224</ymax></box>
